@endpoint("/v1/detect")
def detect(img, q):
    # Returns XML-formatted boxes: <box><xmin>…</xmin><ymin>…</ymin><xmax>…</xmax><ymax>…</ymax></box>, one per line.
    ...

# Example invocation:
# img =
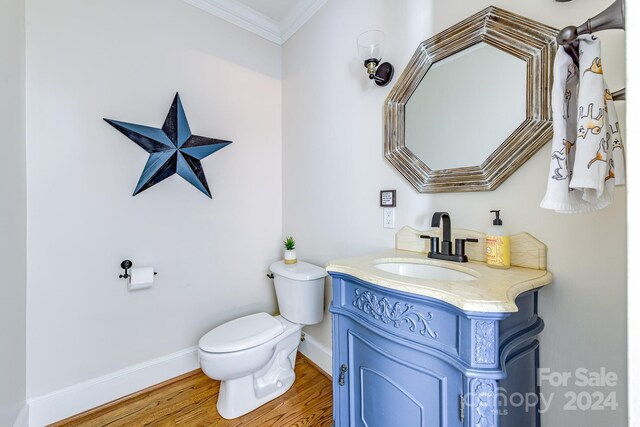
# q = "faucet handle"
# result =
<box><xmin>454</xmin><ymin>238</ymin><xmax>478</xmax><ymax>247</ymax></box>
<box><xmin>454</xmin><ymin>238</ymin><xmax>479</xmax><ymax>262</ymax></box>
<box><xmin>420</xmin><ymin>234</ymin><xmax>440</xmax><ymax>255</ymax></box>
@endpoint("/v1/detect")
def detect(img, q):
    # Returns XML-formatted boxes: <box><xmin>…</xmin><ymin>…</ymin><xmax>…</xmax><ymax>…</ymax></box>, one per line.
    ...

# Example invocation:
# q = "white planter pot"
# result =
<box><xmin>284</xmin><ymin>249</ymin><xmax>297</xmax><ymax>264</ymax></box>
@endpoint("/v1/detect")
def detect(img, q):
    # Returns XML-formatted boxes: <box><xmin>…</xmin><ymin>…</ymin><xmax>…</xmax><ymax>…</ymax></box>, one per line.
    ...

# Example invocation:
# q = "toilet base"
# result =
<box><xmin>215</xmin><ymin>328</ymin><xmax>301</xmax><ymax>419</ymax></box>
<box><xmin>216</xmin><ymin>366</ymin><xmax>295</xmax><ymax>419</ymax></box>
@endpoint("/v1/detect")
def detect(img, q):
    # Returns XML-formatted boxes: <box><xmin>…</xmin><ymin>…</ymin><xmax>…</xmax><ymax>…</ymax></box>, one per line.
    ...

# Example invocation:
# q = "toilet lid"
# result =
<box><xmin>199</xmin><ymin>312</ymin><xmax>284</xmax><ymax>353</ymax></box>
<box><xmin>269</xmin><ymin>260</ymin><xmax>327</xmax><ymax>281</ymax></box>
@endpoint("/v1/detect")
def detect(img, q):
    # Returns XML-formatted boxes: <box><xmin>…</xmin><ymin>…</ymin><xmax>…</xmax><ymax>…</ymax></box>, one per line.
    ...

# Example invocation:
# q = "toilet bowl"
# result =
<box><xmin>198</xmin><ymin>260</ymin><xmax>327</xmax><ymax>419</ymax></box>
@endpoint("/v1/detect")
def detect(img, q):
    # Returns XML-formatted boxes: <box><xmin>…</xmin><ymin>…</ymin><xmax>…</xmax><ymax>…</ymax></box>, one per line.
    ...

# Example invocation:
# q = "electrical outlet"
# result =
<box><xmin>383</xmin><ymin>208</ymin><xmax>395</xmax><ymax>228</ymax></box>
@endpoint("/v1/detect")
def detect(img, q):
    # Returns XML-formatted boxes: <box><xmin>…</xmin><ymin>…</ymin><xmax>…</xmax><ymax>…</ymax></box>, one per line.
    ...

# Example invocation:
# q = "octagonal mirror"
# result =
<box><xmin>385</xmin><ymin>6</ymin><xmax>557</xmax><ymax>192</ymax></box>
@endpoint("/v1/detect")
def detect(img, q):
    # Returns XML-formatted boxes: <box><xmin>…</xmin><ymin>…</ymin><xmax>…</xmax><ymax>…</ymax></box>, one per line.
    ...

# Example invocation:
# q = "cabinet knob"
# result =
<box><xmin>338</xmin><ymin>364</ymin><xmax>348</xmax><ymax>386</ymax></box>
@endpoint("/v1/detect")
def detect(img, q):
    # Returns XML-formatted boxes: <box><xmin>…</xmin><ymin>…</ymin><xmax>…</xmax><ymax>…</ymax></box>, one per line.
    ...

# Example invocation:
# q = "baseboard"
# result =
<box><xmin>27</xmin><ymin>346</ymin><xmax>199</xmax><ymax>427</ymax></box>
<box><xmin>12</xmin><ymin>403</ymin><xmax>29</xmax><ymax>427</ymax></box>
<box><xmin>298</xmin><ymin>332</ymin><xmax>332</xmax><ymax>376</ymax></box>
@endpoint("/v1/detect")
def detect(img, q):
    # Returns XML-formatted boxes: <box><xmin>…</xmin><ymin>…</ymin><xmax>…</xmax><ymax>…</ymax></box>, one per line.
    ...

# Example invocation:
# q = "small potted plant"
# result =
<box><xmin>283</xmin><ymin>236</ymin><xmax>297</xmax><ymax>264</ymax></box>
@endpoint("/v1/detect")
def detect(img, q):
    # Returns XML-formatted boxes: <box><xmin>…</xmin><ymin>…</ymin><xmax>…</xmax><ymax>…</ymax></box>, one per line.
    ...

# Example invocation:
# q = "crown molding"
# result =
<box><xmin>280</xmin><ymin>0</ymin><xmax>328</xmax><ymax>43</ymax></box>
<box><xmin>183</xmin><ymin>0</ymin><xmax>281</xmax><ymax>43</ymax></box>
<box><xmin>182</xmin><ymin>0</ymin><xmax>327</xmax><ymax>45</ymax></box>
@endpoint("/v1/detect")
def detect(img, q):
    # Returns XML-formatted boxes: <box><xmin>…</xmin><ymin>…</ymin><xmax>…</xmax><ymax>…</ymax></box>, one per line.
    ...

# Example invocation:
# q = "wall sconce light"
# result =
<box><xmin>357</xmin><ymin>30</ymin><xmax>394</xmax><ymax>87</ymax></box>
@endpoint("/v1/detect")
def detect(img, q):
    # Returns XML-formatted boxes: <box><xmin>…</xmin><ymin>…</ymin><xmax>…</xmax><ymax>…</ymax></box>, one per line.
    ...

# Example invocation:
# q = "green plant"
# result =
<box><xmin>283</xmin><ymin>236</ymin><xmax>296</xmax><ymax>250</ymax></box>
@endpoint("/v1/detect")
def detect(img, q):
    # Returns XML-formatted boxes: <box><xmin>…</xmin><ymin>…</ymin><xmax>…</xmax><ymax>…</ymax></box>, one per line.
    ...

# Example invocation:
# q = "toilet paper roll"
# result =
<box><xmin>129</xmin><ymin>267</ymin><xmax>155</xmax><ymax>286</ymax></box>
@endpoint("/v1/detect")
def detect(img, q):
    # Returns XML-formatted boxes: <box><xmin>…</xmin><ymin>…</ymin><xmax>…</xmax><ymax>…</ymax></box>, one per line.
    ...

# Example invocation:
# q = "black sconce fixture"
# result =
<box><xmin>357</xmin><ymin>30</ymin><xmax>394</xmax><ymax>87</ymax></box>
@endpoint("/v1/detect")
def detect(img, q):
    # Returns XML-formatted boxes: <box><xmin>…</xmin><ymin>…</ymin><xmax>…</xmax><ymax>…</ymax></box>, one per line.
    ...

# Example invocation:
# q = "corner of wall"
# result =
<box><xmin>299</xmin><ymin>331</ymin><xmax>332</xmax><ymax>376</ymax></box>
<box><xmin>12</xmin><ymin>404</ymin><xmax>29</xmax><ymax>427</ymax></box>
<box><xmin>0</xmin><ymin>0</ymin><xmax>27</xmax><ymax>423</ymax></box>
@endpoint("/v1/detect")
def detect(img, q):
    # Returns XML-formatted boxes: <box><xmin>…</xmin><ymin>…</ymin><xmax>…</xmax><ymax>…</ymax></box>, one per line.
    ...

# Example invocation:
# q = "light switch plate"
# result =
<box><xmin>383</xmin><ymin>208</ymin><xmax>395</xmax><ymax>228</ymax></box>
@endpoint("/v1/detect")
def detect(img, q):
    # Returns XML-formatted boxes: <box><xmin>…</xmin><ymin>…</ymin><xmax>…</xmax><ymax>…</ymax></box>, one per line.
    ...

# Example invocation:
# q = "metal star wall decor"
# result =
<box><xmin>104</xmin><ymin>93</ymin><xmax>231</xmax><ymax>198</ymax></box>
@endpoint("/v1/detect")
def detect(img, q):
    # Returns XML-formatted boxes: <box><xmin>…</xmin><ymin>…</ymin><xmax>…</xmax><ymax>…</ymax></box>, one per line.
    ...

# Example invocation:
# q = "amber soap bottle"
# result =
<box><xmin>486</xmin><ymin>210</ymin><xmax>511</xmax><ymax>269</ymax></box>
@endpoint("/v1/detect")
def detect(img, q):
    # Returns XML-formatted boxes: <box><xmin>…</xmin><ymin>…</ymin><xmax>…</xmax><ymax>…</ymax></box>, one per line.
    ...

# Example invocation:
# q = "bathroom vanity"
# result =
<box><xmin>330</xmin><ymin>5</ymin><xmax>557</xmax><ymax>425</ymax></box>
<box><xmin>328</xmin><ymin>227</ymin><xmax>552</xmax><ymax>427</ymax></box>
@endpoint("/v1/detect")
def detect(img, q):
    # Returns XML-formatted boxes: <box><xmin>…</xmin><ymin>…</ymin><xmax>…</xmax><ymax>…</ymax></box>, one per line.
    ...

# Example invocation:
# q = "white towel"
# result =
<box><xmin>540</xmin><ymin>36</ymin><xmax>625</xmax><ymax>213</ymax></box>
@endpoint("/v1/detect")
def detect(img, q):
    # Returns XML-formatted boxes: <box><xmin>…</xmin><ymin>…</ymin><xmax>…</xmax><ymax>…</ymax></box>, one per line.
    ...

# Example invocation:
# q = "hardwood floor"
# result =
<box><xmin>50</xmin><ymin>355</ymin><xmax>333</xmax><ymax>427</ymax></box>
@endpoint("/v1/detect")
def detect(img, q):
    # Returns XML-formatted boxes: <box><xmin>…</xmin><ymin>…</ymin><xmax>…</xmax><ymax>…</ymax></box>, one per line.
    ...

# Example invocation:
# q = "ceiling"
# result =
<box><xmin>182</xmin><ymin>0</ymin><xmax>327</xmax><ymax>45</ymax></box>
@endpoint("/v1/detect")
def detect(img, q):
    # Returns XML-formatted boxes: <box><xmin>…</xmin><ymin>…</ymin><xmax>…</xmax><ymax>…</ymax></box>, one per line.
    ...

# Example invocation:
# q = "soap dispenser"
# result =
<box><xmin>486</xmin><ymin>210</ymin><xmax>510</xmax><ymax>269</ymax></box>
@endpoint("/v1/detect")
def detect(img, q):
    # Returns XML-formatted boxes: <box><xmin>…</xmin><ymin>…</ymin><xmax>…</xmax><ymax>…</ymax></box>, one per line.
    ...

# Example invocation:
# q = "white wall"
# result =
<box><xmin>0</xmin><ymin>0</ymin><xmax>27</xmax><ymax>424</ymax></box>
<box><xmin>283</xmin><ymin>0</ymin><xmax>627</xmax><ymax>425</ymax></box>
<box><xmin>627</xmin><ymin>2</ymin><xmax>639</xmax><ymax>426</ymax></box>
<box><xmin>26</xmin><ymin>0</ymin><xmax>282</xmax><ymax>399</ymax></box>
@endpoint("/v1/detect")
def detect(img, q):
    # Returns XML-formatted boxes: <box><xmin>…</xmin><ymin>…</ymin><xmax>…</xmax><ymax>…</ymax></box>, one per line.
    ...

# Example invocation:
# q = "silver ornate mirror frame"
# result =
<box><xmin>384</xmin><ymin>6</ymin><xmax>557</xmax><ymax>193</ymax></box>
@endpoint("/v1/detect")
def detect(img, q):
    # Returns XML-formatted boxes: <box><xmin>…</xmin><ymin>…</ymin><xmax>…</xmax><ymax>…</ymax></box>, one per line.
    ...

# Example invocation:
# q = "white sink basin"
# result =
<box><xmin>374</xmin><ymin>262</ymin><xmax>476</xmax><ymax>281</ymax></box>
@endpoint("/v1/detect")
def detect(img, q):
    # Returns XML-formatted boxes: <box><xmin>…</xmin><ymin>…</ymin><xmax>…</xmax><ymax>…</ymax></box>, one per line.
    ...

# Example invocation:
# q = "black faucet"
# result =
<box><xmin>420</xmin><ymin>212</ymin><xmax>478</xmax><ymax>262</ymax></box>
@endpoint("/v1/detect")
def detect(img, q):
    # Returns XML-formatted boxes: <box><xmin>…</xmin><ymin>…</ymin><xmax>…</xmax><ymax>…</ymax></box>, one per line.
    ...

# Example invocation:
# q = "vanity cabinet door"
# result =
<box><xmin>337</xmin><ymin>317</ymin><xmax>463</xmax><ymax>427</ymax></box>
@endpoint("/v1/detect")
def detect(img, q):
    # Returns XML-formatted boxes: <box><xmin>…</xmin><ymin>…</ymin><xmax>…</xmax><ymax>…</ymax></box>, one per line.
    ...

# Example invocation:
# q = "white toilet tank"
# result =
<box><xmin>269</xmin><ymin>260</ymin><xmax>327</xmax><ymax>325</ymax></box>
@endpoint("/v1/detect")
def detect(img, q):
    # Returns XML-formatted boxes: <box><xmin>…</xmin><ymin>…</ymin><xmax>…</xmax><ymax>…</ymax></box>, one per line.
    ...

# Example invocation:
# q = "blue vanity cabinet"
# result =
<box><xmin>330</xmin><ymin>273</ymin><xmax>544</xmax><ymax>427</ymax></box>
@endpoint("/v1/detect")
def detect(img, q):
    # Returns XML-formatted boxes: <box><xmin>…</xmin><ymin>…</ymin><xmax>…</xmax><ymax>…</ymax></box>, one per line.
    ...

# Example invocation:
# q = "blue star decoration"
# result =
<box><xmin>104</xmin><ymin>93</ymin><xmax>231</xmax><ymax>198</ymax></box>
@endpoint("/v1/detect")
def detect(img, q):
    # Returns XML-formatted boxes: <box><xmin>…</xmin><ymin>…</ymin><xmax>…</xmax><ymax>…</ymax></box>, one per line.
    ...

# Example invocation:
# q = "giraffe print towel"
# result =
<box><xmin>540</xmin><ymin>36</ymin><xmax>625</xmax><ymax>213</ymax></box>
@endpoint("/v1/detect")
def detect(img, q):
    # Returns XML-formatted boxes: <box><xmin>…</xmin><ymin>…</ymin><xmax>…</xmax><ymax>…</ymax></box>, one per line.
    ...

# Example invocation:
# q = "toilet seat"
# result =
<box><xmin>199</xmin><ymin>312</ymin><xmax>284</xmax><ymax>353</ymax></box>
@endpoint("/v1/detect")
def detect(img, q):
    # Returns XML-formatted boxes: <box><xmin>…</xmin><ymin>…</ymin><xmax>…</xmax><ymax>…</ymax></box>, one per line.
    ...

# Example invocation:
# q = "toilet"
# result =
<box><xmin>198</xmin><ymin>260</ymin><xmax>327</xmax><ymax>419</ymax></box>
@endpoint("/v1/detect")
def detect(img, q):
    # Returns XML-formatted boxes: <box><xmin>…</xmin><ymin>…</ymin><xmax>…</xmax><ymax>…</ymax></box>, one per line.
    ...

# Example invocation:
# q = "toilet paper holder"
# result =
<box><xmin>118</xmin><ymin>260</ymin><xmax>158</xmax><ymax>279</ymax></box>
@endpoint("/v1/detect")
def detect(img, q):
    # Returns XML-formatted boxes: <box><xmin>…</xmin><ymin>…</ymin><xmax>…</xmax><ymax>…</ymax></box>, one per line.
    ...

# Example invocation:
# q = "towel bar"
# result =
<box><xmin>556</xmin><ymin>0</ymin><xmax>625</xmax><ymax>100</ymax></box>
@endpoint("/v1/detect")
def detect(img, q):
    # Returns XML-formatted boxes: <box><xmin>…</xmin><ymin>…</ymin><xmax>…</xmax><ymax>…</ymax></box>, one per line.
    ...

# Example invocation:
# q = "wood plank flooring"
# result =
<box><xmin>50</xmin><ymin>355</ymin><xmax>333</xmax><ymax>427</ymax></box>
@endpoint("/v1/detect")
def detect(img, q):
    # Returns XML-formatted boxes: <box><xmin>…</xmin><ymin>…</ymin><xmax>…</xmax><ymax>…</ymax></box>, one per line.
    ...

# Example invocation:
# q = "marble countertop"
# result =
<box><xmin>326</xmin><ymin>249</ymin><xmax>552</xmax><ymax>313</ymax></box>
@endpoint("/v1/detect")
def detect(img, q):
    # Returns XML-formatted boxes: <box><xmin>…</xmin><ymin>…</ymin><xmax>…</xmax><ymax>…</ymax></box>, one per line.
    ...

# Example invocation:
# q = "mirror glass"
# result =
<box><xmin>384</xmin><ymin>6</ymin><xmax>556</xmax><ymax>193</ymax></box>
<box><xmin>405</xmin><ymin>43</ymin><xmax>526</xmax><ymax>170</ymax></box>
